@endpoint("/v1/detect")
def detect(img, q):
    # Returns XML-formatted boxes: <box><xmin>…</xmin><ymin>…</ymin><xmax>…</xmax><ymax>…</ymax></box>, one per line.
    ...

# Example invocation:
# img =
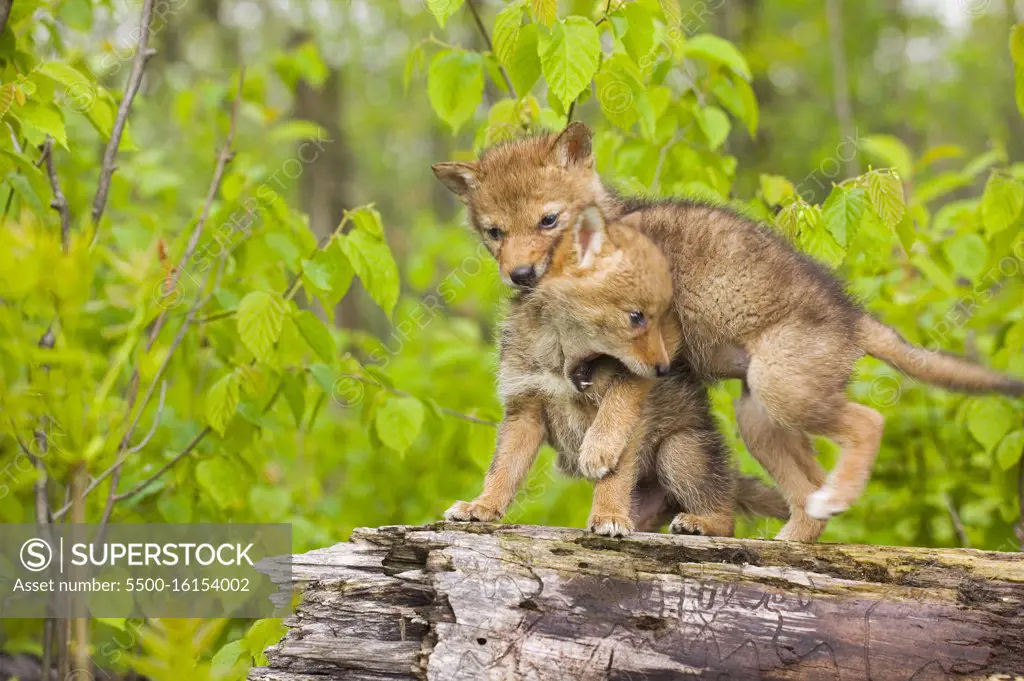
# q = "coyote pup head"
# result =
<box><xmin>432</xmin><ymin>122</ymin><xmax>607</xmax><ymax>289</ymax></box>
<box><xmin>545</xmin><ymin>207</ymin><xmax>677</xmax><ymax>379</ymax></box>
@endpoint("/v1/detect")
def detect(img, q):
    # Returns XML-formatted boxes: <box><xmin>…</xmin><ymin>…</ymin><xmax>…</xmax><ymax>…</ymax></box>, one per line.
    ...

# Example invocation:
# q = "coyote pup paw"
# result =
<box><xmin>805</xmin><ymin>486</ymin><xmax>850</xmax><ymax>519</ymax></box>
<box><xmin>444</xmin><ymin>499</ymin><xmax>502</xmax><ymax>522</ymax></box>
<box><xmin>577</xmin><ymin>442</ymin><xmax>619</xmax><ymax>480</ymax></box>
<box><xmin>588</xmin><ymin>512</ymin><xmax>634</xmax><ymax>537</ymax></box>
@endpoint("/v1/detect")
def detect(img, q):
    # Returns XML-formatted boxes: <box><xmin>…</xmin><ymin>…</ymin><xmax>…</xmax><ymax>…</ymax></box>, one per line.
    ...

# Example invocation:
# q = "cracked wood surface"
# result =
<box><xmin>248</xmin><ymin>523</ymin><xmax>1024</xmax><ymax>680</ymax></box>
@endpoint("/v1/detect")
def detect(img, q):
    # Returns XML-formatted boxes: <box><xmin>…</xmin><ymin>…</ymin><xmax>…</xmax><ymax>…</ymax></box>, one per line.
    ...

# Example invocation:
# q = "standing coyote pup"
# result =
<box><xmin>444</xmin><ymin>206</ymin><xmax>787</xmax><ymax>536</ymax></box>
<box><xmin>434</xmin><ymin>123</ymin><xmax>1024</xmax><ymax>542</ymax></box>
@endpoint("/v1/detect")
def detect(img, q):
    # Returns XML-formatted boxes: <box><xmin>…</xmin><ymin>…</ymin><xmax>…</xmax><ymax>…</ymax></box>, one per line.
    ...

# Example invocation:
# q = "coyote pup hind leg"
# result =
<box><xmin>669</xmin><ymin>511</ymin><xmax>735</xmax><ymax>537</ymax></box>
<box><xmin>444</xmin><ymin>395</ymin><xmax>546</xmax><ymax>523</ymax></box>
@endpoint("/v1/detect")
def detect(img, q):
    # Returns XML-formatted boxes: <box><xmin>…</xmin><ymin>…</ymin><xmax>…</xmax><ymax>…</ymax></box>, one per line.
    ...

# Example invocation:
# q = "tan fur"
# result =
<box><xmin>433</xmin><ymin>122</ymin><xmax>1024</xmax><ymax>536</ymax></box>
<box><xmin>444</xmin><ymin>206</ymin><xmax>789</xmax><ymax>537</ymax></box>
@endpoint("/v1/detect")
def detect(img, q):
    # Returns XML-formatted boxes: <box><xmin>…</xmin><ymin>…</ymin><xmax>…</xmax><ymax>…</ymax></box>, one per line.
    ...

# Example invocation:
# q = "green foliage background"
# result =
<box><xmin>0</xmin><ymin>0</ymin><xmax>1023</xmax><ymax>676</ymax></box>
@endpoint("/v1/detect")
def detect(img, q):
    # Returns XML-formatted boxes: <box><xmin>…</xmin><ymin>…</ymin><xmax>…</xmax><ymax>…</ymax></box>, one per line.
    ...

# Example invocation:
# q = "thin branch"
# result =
<box><xmin>337</xmin><ymin>373</ymin><xmax>497</xmax><ymax>427</ymax></box>
<box><xmin>112</xmin><ymin>426</ymin><xmax>210</xmax><ymax>503</ymax></box>
<box><xmin>127</xmin><ymin>380</ymin><xmax>167</xmax><ymax>454</ymax></box>
<box><xmin>114</xmin><ymin>381</ymin><xmax>281</xmax><ymax>503</ymax></box>
<box><xmin>651</xmin><ymin>132</ymin><xmax>682</xmax><ymax>193</ymax></box>
<box><xmin>91</xmin><ymin>0</ymin><xmax>156</xmax><ymax>226</ymax></box>
<box><xmin>0</xmin><ymin>1</ymin><xmax>14</xmax><ymax>36</ymax></box>
<box><xmin>466</xmin><ymin>0</ymin><xmax>518</xmax><ymax>100</ymax></box>
<box><xmin>944</xmin><ymin>493</ymin><xmax>970</xmax><ymax>548</ymax></box>
<box><xmin>42</xmin><ymin>137</ymin><xmax>72</xmax><ymax>253</ymax></box>
<box><xmin>145</xmin><ymin>67</ymin><xmax>244</xmax><ymax>352</ymax></box>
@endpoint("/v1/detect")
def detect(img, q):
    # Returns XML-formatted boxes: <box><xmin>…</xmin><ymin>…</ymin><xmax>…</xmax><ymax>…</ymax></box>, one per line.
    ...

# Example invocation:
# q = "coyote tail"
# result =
<box><xmin>735</xmin><ymin>476</ymin><xmax>790</xmax><ymax>520</ymax></box>
<box><xmin>857</xmin><ymin>315</ymin><xmax>1024</xmax><ymax>396</ymax></box>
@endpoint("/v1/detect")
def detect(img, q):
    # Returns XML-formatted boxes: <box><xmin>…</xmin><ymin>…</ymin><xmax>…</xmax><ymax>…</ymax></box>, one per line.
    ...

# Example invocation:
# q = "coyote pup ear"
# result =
<box><xmin>573</xmin><ymin>206</ymin><xmax>607</xmax><ymax>269</ymax></box>
<box><xmin>551</xmin><ymin>122</ymin><xmax>593</xmax><ymax>168</ymax></box>
<box><xmin>432</xmin><ymin>162</ymin><xmax>479</xmax><ymax>203</ymax></box>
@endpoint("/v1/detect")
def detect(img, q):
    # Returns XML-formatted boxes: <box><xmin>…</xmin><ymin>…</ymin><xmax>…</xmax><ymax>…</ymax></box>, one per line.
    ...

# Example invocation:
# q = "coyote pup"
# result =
<box><xmin>434</xmin><ymin>123</ymin><xmax>1024</xmax><ymax>542</ymax></box>
<box><xmin>444</xmin><ymin>206</ymin><xmax>787</xmax><ymax>537</ymax></box>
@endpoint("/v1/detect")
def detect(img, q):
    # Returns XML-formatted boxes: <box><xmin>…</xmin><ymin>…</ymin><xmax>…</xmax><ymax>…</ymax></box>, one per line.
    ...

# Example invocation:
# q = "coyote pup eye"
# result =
<box><xmin>538</xmin><ymin>212</ymin><xmax>560</xmax><ymax>229</ymax></box>
<box><xmin>628</xmin><ymin>311</ymin><xmax>646</xmax><ymax>328</ymax></box>
<box><xmin>485</xmin><ymin>226</ymin><xmax>504</xmax><ymax>240</ymax></box>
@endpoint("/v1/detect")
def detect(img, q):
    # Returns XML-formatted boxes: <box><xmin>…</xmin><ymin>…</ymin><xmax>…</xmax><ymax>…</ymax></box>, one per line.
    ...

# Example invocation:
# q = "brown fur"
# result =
<box><xmin>444</xmin><ymin>207</ymin><xmax>788</xmax><ymax>537</ymax></box>
<box><xmin>433</xmin><ymin>122</ymin><xmax>1024</xmax><ymax>539</ymax></box>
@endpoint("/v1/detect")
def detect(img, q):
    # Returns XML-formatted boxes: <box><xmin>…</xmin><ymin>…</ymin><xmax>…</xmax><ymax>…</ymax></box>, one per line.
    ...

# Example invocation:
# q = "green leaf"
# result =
<box><xmin>206</xmin><ymin>372</ymin><xmax>242</xmax><ymax>436</ymax></box>
<box><xmin>860</xmin><ymin>135</ymin><xmax>914</xmax><ymax>180</ymax></box>
<box><xmin>965</xmin><ymin>396</ymin><xmax>1016</xmax><ymax>452</ymax></box>
<box><xmin>236</xmin><ymin>292</ymin><xmax>288</xmax><ymax>363</ymax></box>
<box><xmin>281</xmin><ymin>373</ymin><xmax>306</xmax><ymax>427</ymax></box>
<box><xmin>822</xmin><ymin>186</ymin><xmax>867</xmax><ymax>248</ymax></box>
<box><xmin>350</xmin><ymin>205</ymin><xmax>385</xmax><ymax>238</ymax></box>
<box><xmin>697</xmin><ymin>105</ymin><xmax>730</xmax><ymax>150</ymax></box>
<box><xmin>4</xmin><ymin>171</ymin><xmax>46</xmax><ymax>218</ymax></box>
<box><xmin>38</xmin><ymin>61</ymin><xmax>92</xmax><ymax>91</ymax></box>
<box><xmin>428</xmin><ymin>50</ymin><xmax>485</xmax><ymax>134</ymax></box>
<box><xmin>425</xmin><ymin>0</ymin><xmax>465</xmax><ymax>27</ymax></box>
<box><xmin>710</xmin><ymin>74</ymin><xmax>758</xmax><ymax>136</ymax></box>
<box><xmin>980</xmin><ymin>172</ymin><xmax>1024</xmax><ymax>237</ymax></box>
<box><xmin>996</xmin><ymin>430</ymin><xmax>1024</xmax><ymax>471</ymax></box>
<box><xmin>660</xmin><ymin>0</ymin><xmax>681</xmax><ymax>27</ymax></box>
<box><xmin>683</xmin><ymin>34</ymin><xmax>752</xmax><ymax>81</ymax></box>
<box><xmin>294</xmin><ymin>310</ymin><xmax>336</xmax><ymax>363</ymax></box>
<box><xmin>795</xmin><ymin>205</ymin><xmax>845</xmax><ymax>268</ymax></box>
<box><xmin>866</xmin><ymin>171</ymin><xmax>905</xmax><ymax>230</ymax></box>
<box><xmin>339</xmin><ymin>229</ymin><xmax>400</xmax><ymax>319</ymax></box>
<box><xmin>620</xmin><ymin>3</ymin><xmax>655</xmax><ymax>65</ymax></box>
<box><xmin>1010</xmin><ymin>24</ymin><xmax>1024</xmax><ymax>65</ymax></box>
<box><xmin>538</xmin><ymin>16</ymin><xmax>602</xmax><ymax>110</ymax></box>
<box><xmin>245</xmin><ymin>619</ymin><xmax>288</xmax><ymax>665</ymax></box>
<box><xmin>529</xmin><ymin>0</ymin><xmax>557</xmax><ymax>26</ymax></box>
<box><xmin>594</xmin><ymin>54</ymin><xmax>641</xmax><ymax>130</ymax></box>
<box><xmin>195</xmin><ymin>457</ymin><xmax>248</xmax><ymax>509</ymax></box>
<box><xmin>210</xmin><ymin>640</ymin><xmax>244</xmax><ymax>677</ymax></box>
<box><xmin>14</xmin><ymin>102</ymin><xmax>68</xmax><ymax>149</ymax></box>
<box><xmin>942</xmin><ymin>233</ymin><xmax>988</xmax><ymax>280</ymax></box>
<box><xmin>374</xmin><ymin>394</ymin><xmax>425</xmax><ymax>455</ymax></box>
<box><xmin>505</xmin><ymin>23</ymin><xmax>541</xmax><ymax>95</ymax></box>
<box><xmin>759</xmin><ymin>174</ymin><xmax>795</xmax><ymax>207</ymax></box>
<box><xmin>1015</xmin><ymin>66</ymin><xmax>1024</xmax><ymax>119</ymax></box>
<box><xmin>494</xmin><ymin>0</ymin><xmax>525</xmax><ymax>68</ymax></box>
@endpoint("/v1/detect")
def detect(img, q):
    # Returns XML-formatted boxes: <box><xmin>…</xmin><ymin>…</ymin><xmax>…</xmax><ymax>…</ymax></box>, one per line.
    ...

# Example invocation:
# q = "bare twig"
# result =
<box><xmin>824</xmin><ymin>0</ymin><xmax>859</xmax><ymax>177</ymax></box>
<box><xmin>42</xmin><ymin>137</ymin><xmax>72</xmax><ymax>253</ymax></box>
<box><xmin>112</xmin><ymin>427</ymin><xmax>210</xmax><ymax>503</ymax></box>
<box><xmin>144</xmin><ymin>67</ymin><xmax>244</xmax><ymax>351</ymax></box>
<box><xmin>337</xmin><ymin>373</ymin><xmax>497</xmax><ymax>427</ymax></box>
<box><xmin>944</xmin><ymin>493</ymin><xmax>970</xmax><ymax>548</ymax></box>
<box><xmin>0</xmin><ymin>1</ymin><xmax>14</xmax><ymax>36</ymax></box>
<box><xmin>92</xmin><ymin>0</ymin><xmax>157</xmax><ymax>226</ymax></box>
<box><xmin>114</xmin><ymin>380</ymin><xmax>282</xmax><ymax>503</ymax></box>
<box><xmin>127</xmin><ymin>380</ymin><xmax>167</xmax><ymax>454</ymax></box>
<box><xmin>466</xmin><ymin>0</ymin><xmax>518</xmax><ymax>100</ymax></box>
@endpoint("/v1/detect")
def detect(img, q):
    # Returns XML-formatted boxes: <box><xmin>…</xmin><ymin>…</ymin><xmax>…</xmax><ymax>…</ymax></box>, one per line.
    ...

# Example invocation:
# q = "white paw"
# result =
<box><xmin>589</xmin><ymin>516</ymin><xmax>633</xmax><ymax>537</ymax></box>
<box><xmin>444</xmin><ymin>500</ymin><xmax>502</xmax><ymax>522</ymax></box>
<box><xmin>805</xmin><ymin>487</ymin><xmax>849</xmax><ymax>520</ymax></box>
<box><xmin>578</xmin><ymin>459</ymin><xmax>611</xmax><ymax>480</ymax></box>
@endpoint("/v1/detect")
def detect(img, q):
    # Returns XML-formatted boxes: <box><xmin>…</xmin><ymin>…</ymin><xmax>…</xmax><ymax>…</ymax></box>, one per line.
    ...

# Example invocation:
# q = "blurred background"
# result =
<box><xmin>1</xmin><ymin>0</ymin><xmax>1022</xmax><ymax>676</ymax></box>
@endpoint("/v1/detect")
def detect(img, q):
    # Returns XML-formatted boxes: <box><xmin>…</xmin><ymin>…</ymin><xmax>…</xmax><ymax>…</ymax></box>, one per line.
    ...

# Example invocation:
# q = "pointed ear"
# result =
<box><xmin>573</xmin><ymin>206</ymin><xmax>607</xmax><ymax>268</ymax></box>
<box><xmin>551</xmin><ymin>121</ymin><xmax>593</xmax><ymax>168</ymax></box>
<box><xmin>432</xmin><ymin>162</ymin><xmax>479</xmax><ymax>202</ymax></box>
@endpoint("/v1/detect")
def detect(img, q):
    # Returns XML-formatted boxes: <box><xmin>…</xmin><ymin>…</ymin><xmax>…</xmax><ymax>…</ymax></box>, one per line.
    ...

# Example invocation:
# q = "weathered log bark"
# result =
<box><xmin>249</xmin><ymin>523</ymin><xmax>1024</xmax><ymax>681</ymax></box>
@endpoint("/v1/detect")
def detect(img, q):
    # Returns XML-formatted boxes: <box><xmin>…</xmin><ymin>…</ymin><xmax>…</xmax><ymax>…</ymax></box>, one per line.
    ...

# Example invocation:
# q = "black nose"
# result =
<box><xmin>509</xmin><ymin>265</ymin><xmax>537</xmax><ymax>287</ymax></box>
<box><xmin>655</xmin><ymin>363</ymin><xmax>670</xmax><ymax>377</ymax></box>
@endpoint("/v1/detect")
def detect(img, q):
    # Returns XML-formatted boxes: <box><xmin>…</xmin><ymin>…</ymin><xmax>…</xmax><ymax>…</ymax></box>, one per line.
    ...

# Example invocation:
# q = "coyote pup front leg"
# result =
<box><xmin>445</xmin><ymin>395</ymin><xmax>545</xmax><ymax>522</ymax></box>
<box><xmin>575</xmin><ymin>375</ymin><xmax>651</xmax><ymax>480</ymax></box>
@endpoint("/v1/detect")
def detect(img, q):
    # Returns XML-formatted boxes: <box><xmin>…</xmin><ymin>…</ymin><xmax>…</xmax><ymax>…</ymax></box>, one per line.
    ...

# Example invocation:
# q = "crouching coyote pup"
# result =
<box><xmin>444</xmin><ymin>206</ymin><xmax>788</xmax><ymax>537</ymax></box>
<box><xmin>434</xmin><ymin>122</ymin><xmax>1024</xmax><ymax>542</ymax></box>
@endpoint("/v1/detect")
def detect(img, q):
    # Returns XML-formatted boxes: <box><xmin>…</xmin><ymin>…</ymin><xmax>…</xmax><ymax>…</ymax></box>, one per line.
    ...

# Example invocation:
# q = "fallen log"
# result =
<box><xmin>249</xmin><ymin>523</ymin><xmax>1024</xmax><ymax>680</ymax></box>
